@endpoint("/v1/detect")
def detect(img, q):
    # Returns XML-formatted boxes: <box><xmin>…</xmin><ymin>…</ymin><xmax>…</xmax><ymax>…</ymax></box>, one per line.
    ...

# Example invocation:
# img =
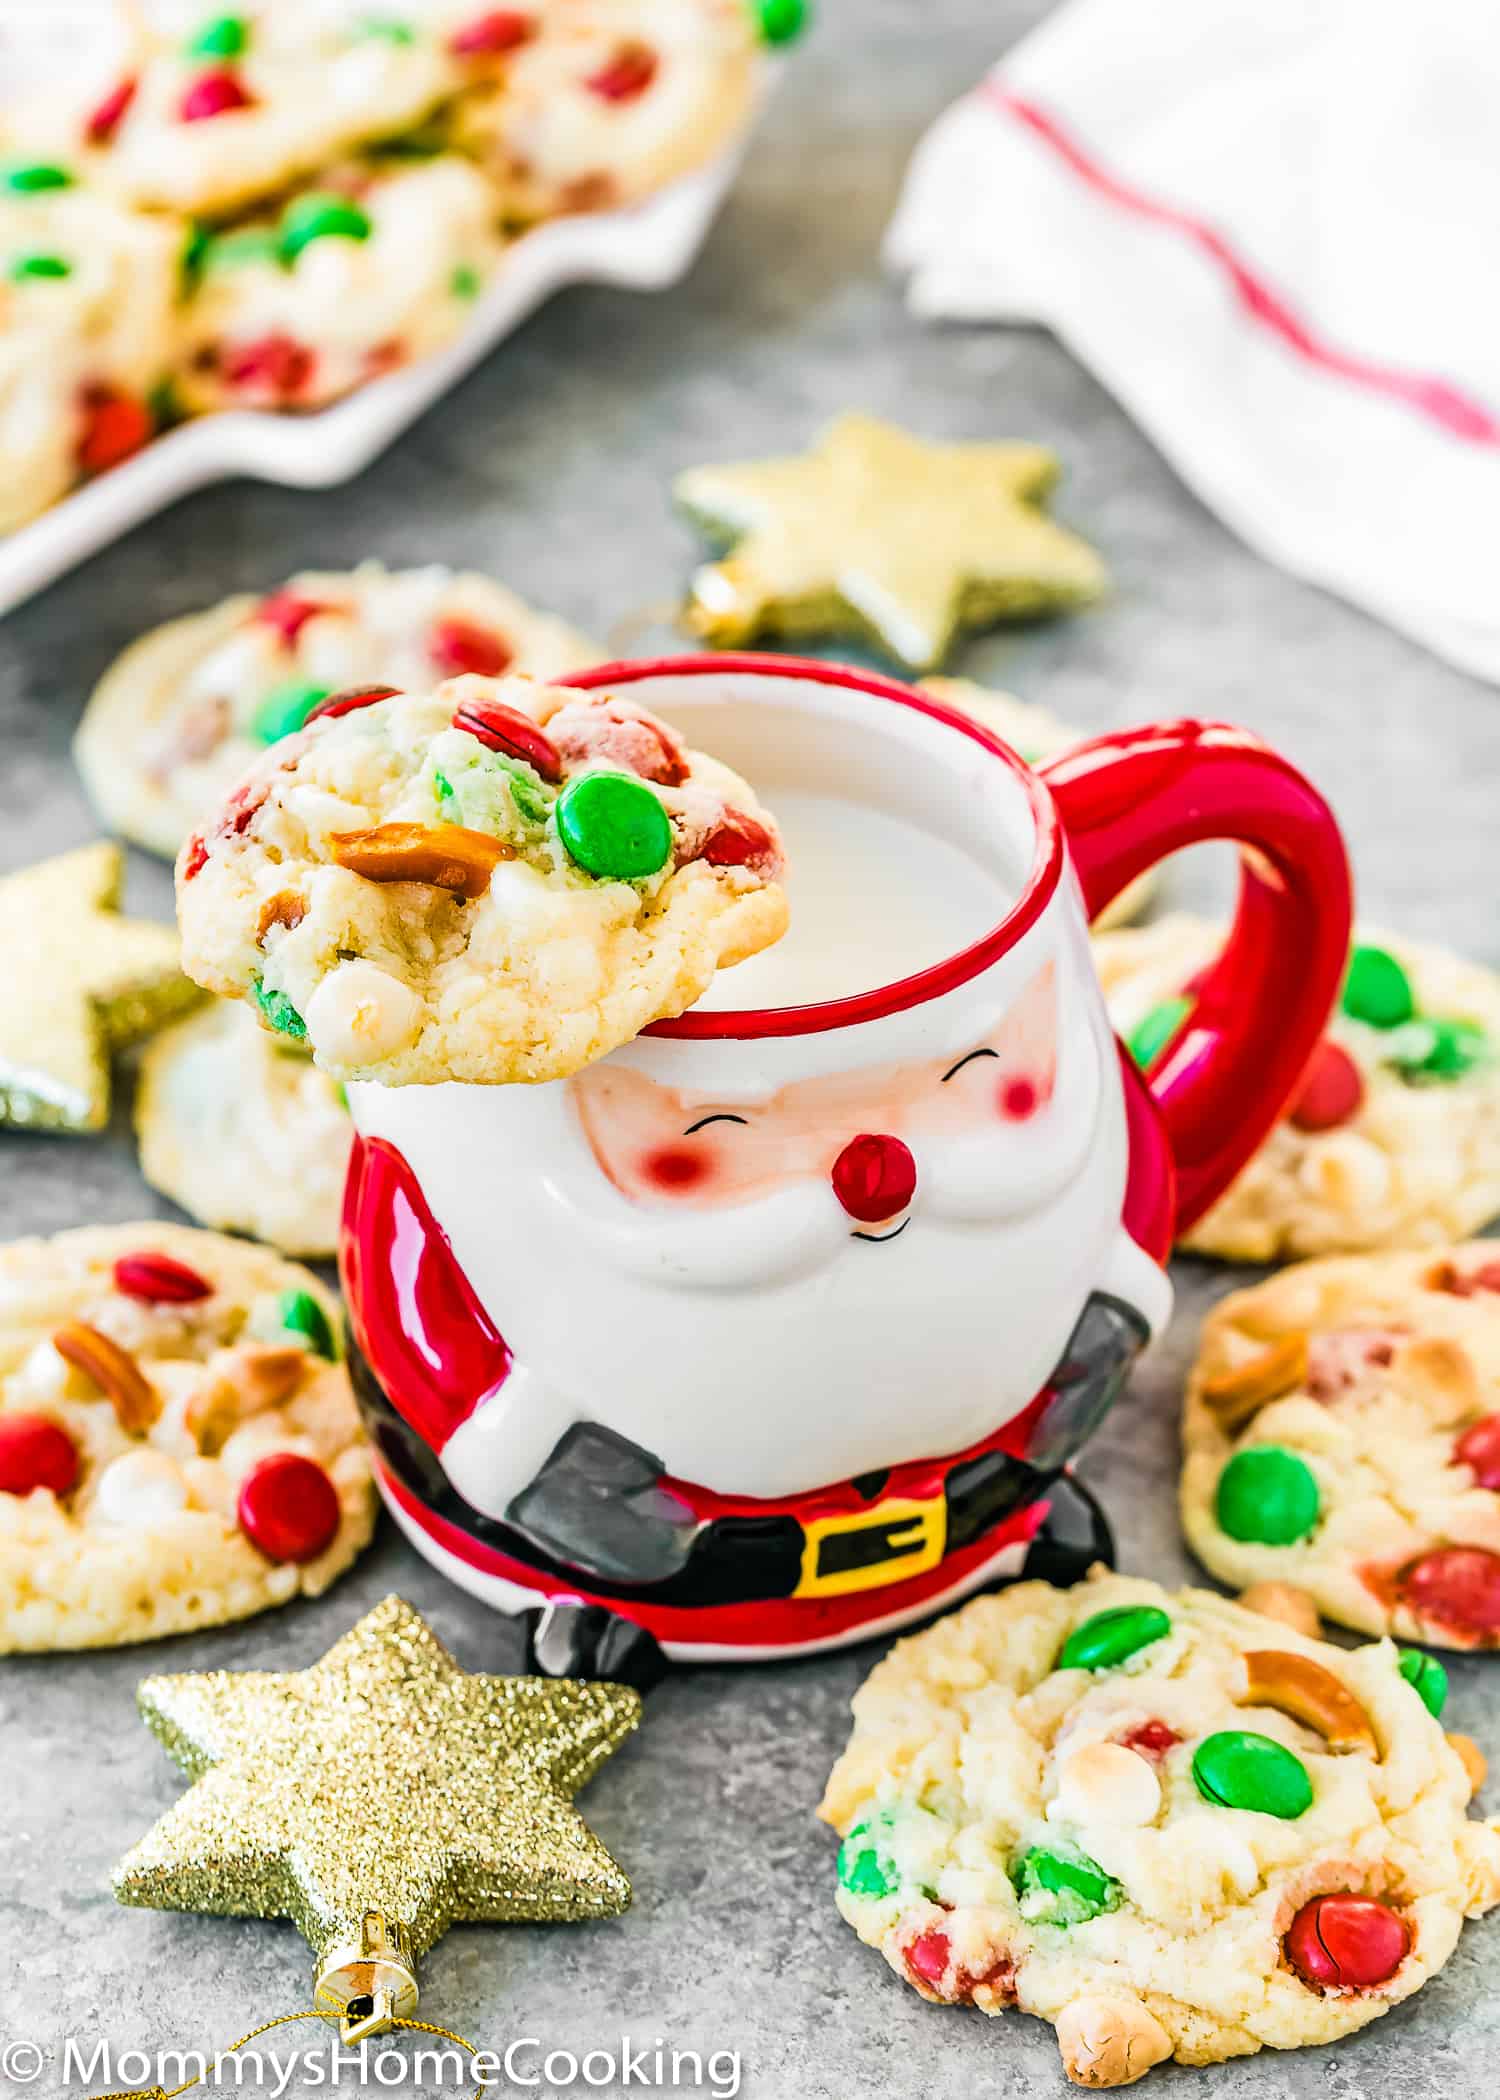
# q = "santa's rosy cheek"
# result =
<box><xmin>641</xmin><ymin>1146</ymin><xmax>714</xmax><ymax>1194</ymax></box>
<box><xmin>997</xmin><ymin>1075</ymin><xmax>1042</xmax><ymax>1121</ymax></box>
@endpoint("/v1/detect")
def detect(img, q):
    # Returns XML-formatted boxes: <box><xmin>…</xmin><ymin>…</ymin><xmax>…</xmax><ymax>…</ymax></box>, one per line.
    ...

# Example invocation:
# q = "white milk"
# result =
<box><xmin>696</xmin><ymin>789</ymin><xmax>1016</xmax><ymax>1011</ymax></box>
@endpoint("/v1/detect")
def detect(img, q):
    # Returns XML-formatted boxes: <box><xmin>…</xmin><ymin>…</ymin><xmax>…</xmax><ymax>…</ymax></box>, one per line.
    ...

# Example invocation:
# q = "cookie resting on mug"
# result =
<box><xmin>820</xmin><ymin>1569</ymin><xmax>1500</xmax><ymax>2086</ymax></box>
<box><xmin>75</xmin><ymin>559</ymin><xmax>598</xmax><ymax>861</ymax></box>
<box><xmin>173</xmin><ymin>153</ymin><xmax>502</xmax><ymax>414</ymax></box>
<box><xmin>0</xmin><ymin>1223</ymin><xmax>372</xmax><ymax>1653</ymax></box>
<box><xmin>452</xmin><ymin>0</ymin><xmax>757</xmax><ymax>223</ymax></box>
<box><xmin>136</xmin><ymin>999</ymin><xmax>352</xmax><ymax>1259</ymax></box>
<box><xmin>1183</xmin><ymin>1244</ymin><xmax>1500</xmax><ymax>1650</ymax></box>
<box><xmin>1095</xmin><ymin>915</ymin><xmax>1500</xmax><ymax>1259</ymax></box>
<box><xmin>175</xmin><ymin>675</ymin><xmax>788</xmax><ymax>1085</ymax></box>
<box><xmin>0</xmin><ymin>162</ymin><xmax>178</xmax><ymax>532</ymax></box>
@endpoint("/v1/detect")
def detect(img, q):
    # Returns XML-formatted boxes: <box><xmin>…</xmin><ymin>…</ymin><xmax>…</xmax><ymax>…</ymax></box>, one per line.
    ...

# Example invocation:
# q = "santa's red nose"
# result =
<box><xmin>831</xmin><ymin>1133</ymin><xmax>917</xmax><ymax>1223</ymax></box>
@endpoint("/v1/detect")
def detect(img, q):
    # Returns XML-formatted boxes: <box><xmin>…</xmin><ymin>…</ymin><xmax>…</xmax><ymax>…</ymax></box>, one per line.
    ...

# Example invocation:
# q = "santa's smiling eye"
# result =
<box><xmin>682</xmin><ymin>1112</ymin><xmax>749</xmax><ymax>1134</ymax></box>
<box><xmin>941</xmin><ymin>1048</ymin><xmax>997</xmax><ymax>1083</ymax></box>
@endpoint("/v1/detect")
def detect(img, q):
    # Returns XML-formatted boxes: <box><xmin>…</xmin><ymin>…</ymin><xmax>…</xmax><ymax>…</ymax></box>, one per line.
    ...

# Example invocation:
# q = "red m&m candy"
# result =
<box><xmin>0</xmin><ymin>1414</ymin><xmax>79</xmax><ymax>1499</ymax></box>
<box><xmin>255</xmin><ymin>589</ymin><xmax>332</xmax><ymax>646</ymax></box>
<box><xmin>237</xmin><ymin>1451</ymin><xmax>341</xmax><ymax>1564</ymax></box>
<box><xmin>1289</xmin><ymin>1039</ymin><xmax>1364</xmax><ymax>1132</ymax></box>
<box><xmin>1454</xmin><ymin>1414</ymin><xmax>1500</xmax><ymax>1492</ymax></box>
<box><xmin>1284</xmin><ymin>1893</ymin><xmax>1409</xmax><ymax>1991</ymax></box>
<box><xmin>429</xmin><ymin>616</ymin><xmax>513</xmax><ymax>679</ymax></box>
<box><xmin>449</xmin><ymin>10</ymin><xmax>534</xmax><ymax>56</ymax></box>
<box><xmin>86</xmin><ymin>74</ymin><xmax>138</xmax><ymax>143</ymax></box>
<box><xmin>586</xmin><ymin>40</ymin><xmax>657</xmax><ymax>100</ymax></box>
<box><xmin>904</xmin><ymin>1930</ymin><xmax>950</xmax><ymax>1988</ymax></box>
<box><xmin>114</xmin><ymin>1251</ymin><xmax>213</xmax><ymax>1304</ymax></box>
<box><xmin>701</xmin><ymin>812</ymin><xmax>776</xmax><ymax>871</ymax></box>
<box><xmin>1397</xmin><ymin>1545</ymin><xmax>1500</xmax><ymax>1638</ymax></box>
<box><xmin>76</xmin><ymin>386</ymin><xmax>152</xmax><ymax>474</ymax></box>
<box><xmin>305</xmin><ymin>684</ymin><xmax>401</xmax><ymax>723</ymax></box>
<box><xmin>452</xmin><ymin>698</ymin><xmax>562</xmax><ymax>782</ymax></box>
<box><xmin>179</xmin><ymin>68</ymin><xmax>254</xmax><ymax>121</ymax></box>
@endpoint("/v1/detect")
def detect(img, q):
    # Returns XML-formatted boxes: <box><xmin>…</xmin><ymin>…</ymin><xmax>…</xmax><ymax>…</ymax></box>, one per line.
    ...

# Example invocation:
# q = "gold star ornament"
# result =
<box><xmin>0</xmin><ymin>841</ymin><xmax>196</xmax><ymax>1133</ymax></box>
<box><xmin>676</xmin><ymin>413</ymin><xmax>1107</xmax><ymax>671</ymax></box>
<box><xmin>113</xmin><ymin>1596</ymin><xmax>641</xmax><ymax>2038</ymax></box>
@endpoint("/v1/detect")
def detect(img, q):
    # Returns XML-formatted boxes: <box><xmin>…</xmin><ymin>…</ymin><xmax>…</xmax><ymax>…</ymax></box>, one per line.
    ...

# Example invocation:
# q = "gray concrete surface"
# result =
<box><xmin>2</xmin><ymin>3</ymin><xmax>1498</xmax><ymax>2094</ymax></box>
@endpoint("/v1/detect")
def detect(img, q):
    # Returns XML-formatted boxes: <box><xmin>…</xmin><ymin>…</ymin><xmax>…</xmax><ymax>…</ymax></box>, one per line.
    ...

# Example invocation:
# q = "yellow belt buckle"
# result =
<box><xmin>796</xmin><ymin>1493</ymin><xmax>947</xmax><ymax>1600</ymax></box>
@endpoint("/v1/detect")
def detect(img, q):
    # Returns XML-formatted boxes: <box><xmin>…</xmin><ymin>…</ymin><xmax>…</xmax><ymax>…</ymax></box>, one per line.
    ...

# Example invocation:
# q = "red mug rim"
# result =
<box><xmin>568</xmin><ymin>652</ymin><xmax>1065</xmax><ymax>1041</ymax></box>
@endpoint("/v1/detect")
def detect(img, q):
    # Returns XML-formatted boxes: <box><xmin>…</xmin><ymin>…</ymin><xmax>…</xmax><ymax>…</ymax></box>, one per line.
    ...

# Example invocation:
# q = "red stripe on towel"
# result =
<box><xmin>982</xmin><ymin>80</ymin><xmax>1500</xmax><ymax>446</ymax></box>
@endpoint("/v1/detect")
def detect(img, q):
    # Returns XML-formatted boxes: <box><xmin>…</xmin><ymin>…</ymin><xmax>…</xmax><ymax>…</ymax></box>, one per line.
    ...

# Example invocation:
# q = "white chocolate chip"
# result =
<box><xmin>91</xmin><ymin>1449</ymin><xmax>189</xmax><ymax>1527</ymax></box>
<box><xmin>218</xmin><ymin>1419</ymin><xmax>315</xmax><ymax>1483</ymax></box>
<box><xmin>1052</xmin><ymin>1741</ymin><xmax>1161</xmax><ymax>1829</ymax></box>
<box><xmin>305</xmin><ymin>960</ymin><xmax>423</xmax><ymax>1065</ymax></box>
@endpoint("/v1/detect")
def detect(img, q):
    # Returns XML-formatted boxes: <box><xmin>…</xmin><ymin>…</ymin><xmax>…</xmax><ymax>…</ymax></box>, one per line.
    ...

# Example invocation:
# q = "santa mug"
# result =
<box><xmin>342</xmin><ymin>655</ymin><xmax>1351</xmax><ymax>1678</ymax></box>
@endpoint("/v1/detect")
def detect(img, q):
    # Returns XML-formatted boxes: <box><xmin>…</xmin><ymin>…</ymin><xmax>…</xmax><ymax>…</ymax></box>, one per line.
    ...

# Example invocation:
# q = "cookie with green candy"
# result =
<box><xmin>1094</xmin><ymin>914</ymin><xmax>1500</xmax><ymax>1259</ymax></box>
<box><xmin>820</xmin><ymin>1567</ymin><xmax>1500</xmax><ymax>2087</ymax></box>
<box><xmin>0</xmin><ymin>170</ymin><xmax>177</xmax><ymax>531</ymax></box>
<box><xmin>175</xmin><ymin>674</ymin><xmax>787</xmax><ymax>1086</ymax></box>
<box><xmin>0</xmin><ymin>843</ymin><xmax>197</xmax><ymax>1135</ymax></box>
<box><xmin>75</xmin><ymin>559</ymin><xmax>598</xmax><ymax>862</ymax></box>
<box><xmin>676</xmin><ymin>413</ymin><xmax>1106</xmax><ymax>671</ymax></box>
<box><xmin>1185</xmin><ymin>1244</ymin><xmax>1500</xmax><ymax>1647</ymax></box>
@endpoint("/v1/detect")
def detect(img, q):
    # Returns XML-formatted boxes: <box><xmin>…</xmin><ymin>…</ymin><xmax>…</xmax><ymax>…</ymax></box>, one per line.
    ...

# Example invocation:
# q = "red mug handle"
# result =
<box><xmin>1040</xmin><ymin>720</ymin><xmax>1352</xmax><ymax>1234</ymax></box>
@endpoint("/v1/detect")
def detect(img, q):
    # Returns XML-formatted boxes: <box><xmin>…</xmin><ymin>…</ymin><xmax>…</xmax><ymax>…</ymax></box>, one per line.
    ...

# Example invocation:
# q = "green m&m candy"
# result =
<box><xmin>1216</xmin><ymin>1445</ymin><xmax>1320</xmax><ymax>1545</ymax></box>
<box><xmin>557</xmin><ymin>772</ymin><xmax>673</xmax><ymax>880</ymax></box>
<box><xmin>9</xmin><ymin>252</ymin><xmax>71</xmax><ymax>280</ymax></box>
<box><xmin>837</xmin><ymin>1812</ymin><xmax>899</xmax><ymax>1900</ymax></box>
<box><xmin>280</xmin><ymin>193</ymin><xmax>373</xmax><ymax>264</ymax></box>
<box><xmin>202</xmin><ymin>227</ymin><xmax>282</xmax><ymax>273</ymax></box>
<box><xmin>756</xmin><ymin>0</ymin><xmax>809</xmax><ymax>43</ymax></box>
<box><xmin>357</xmin><ymin>14</ymin><xmax>417</xmax><ymax>40</ymax></box>
<box><xmin>450</xmin><ymin>261</ymin><xmax>482</xmax><ymax>300</ymax></box>
<box><xmin>277</xmin><ymin>1288</ymin><xmax>337</xmax><ymax>1360</ymax></box>
<box><xmin>251</xmin><ymin>680</ymin><xmax>331</xmax><ymax>743</ymax></box>
<box><xmin>186</xmin><ymin>12</ymin><xmax>249</xmax><ymax>57</ymax></box>
<box><xmin>1192</xmin><ymin>1730</ymin><xmax>1313</xmax><ymax>1819</ymax></box>
<box><xmin>1127</xmin><ymin>996</ymin><xmax>1190</xmax><ymax>1070</ymax></box>
<box><xmin>3</xmin><ymin>162</ymin><xmax>73</xmax><ymax>193</ymax></box>
<box><xmin>1058</xmin><ymin>1605</ymin><xmax>1171</xmax><ymax>1673</ymax></box>
<box><xmin>253</xmin><ymin>978</ymin><xmax>306</xmax><ymax>1041</ymax></box>
<box><xmin>1393</xmin><ymin>1016</ymin><xmax>1488</xmax><ymax>1083</ymax></box>
<box><xmin>1398</xmin><ymin>1648</ymin><xmax>1448</xmax><ymax>1718</ymax></box>
<box><xmin>1013</xmin><ymin>1844</ymin><xmax>1119</xmax><ymax>1924</ymax></box>
<box><xmin>1341</xmin><ymin>944</ymin><xmax>1414</xmax><ymax>1029</ymax></box>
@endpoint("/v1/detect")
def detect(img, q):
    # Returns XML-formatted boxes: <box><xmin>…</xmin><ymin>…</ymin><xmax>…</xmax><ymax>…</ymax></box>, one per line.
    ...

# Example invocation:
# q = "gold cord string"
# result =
<box><xmin>92</xmin><ymin>2008</ymin><xmax>487</xmax><ymax>2100</ymax></box>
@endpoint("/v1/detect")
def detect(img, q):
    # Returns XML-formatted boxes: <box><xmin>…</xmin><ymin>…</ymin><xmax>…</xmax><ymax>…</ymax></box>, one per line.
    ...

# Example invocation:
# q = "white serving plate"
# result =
<box><xmin>0</xmin><ymin>125</ymin><xmax>754</xmax><ymax>617</ymax></box>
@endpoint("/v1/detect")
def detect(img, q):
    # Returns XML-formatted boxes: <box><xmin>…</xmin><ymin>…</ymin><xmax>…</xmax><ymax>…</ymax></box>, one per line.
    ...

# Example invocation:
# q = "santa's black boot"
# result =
<box><xmin>1018</xmin><ymin>1471</ymin><xmax>1115</xmax><ymax>1587</ymax></box>
<box><xmin>524</xmin><ymin>1602</ymin><xmax>670</xmax><ymax>1692</ymax></box>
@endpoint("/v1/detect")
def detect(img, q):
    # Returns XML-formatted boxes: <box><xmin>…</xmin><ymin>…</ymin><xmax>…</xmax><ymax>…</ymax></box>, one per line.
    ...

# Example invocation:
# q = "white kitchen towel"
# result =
<box><xmin>886</xmin><ymin>0</ymin><xmax>1500</xmax><ymax>682</ymax></box>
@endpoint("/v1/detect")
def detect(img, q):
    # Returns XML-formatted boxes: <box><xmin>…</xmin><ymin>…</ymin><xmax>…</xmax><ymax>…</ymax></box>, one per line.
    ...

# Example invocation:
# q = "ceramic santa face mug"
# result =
<box><xmin>343</xmin><ymin>655</ymin><xmax>1351</xmax><ymax>1670</ymax></box>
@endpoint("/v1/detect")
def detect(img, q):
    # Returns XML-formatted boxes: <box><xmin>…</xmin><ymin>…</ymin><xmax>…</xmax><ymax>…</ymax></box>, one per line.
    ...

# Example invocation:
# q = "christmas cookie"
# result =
<box><xmin>1095</xmin><ymin>916</ymin><xmax>1500</xmax><ymax>1259</ymax></box>
<box><xmin>175</xmin><ymin>674</ymin><xmax>788</xmax><ymax>1085</ymax></box>
<box><xmin>174</xmin><ymin>153</ymin><xmax>501</xmax><ymax>413</ymax></box>
<box><xmin>452</xmin><ymin>0</ymin><xmax>757</xmax><ymax>224</ymax></box>
<box><xmin>0</xmin><ymin>161</ymin><xmax>178</xmax><ymax>531</ymax></box>
<box><xmin>76</xmin><ymin>4</ymin><xmax>469</xmax><ymax>217</ymax></box>
<box><xmin>75</xmin><ymin>560</ymin><xmax>598</xmax><ymax>860</ymax></box>
<box><xmin>0</xmin><ymin>1222</ymin><xmax>373</xmax><ymax>1652</ymax></box>
<box><xmin>922</xmin><ymin>677</ymin><xmax>1152</xmax><ymax>929</ymax></box>
<box><xmin>676</xmin><ymin>414</ymin><xmax>1107</xmax><ymax>671</ymax></box>
<box><xmin>1182</xmin><ymin>1244</ymin><xmax>1500</xmax><ymax>1649</ymax></box>
<box><xmin>0</xmin><ymin>842</ymin><xmax>197</xmax><ymax>1134</ymax></box>
<box><xmin>136</xmin><ymin>1000</ymin><xmax>351</xmax><ymax>1258</ymax></box>
<box><xmin>820</xmin><ymin>1568</ymin><xmax>1500</xmax><ymax>2086</ymax></box>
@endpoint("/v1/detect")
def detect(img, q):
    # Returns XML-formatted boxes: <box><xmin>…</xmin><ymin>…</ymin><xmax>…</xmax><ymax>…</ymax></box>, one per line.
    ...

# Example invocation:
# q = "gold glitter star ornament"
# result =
<box><xmin>0</xmin><ymin>841</ymin><xmax>196</xmax><ymax>1132</ymax></box>
<box><xmin>676</xmin><ymin>412</ymin><xmax>1107</xmax><ymax>670</ymax></box>
<box><xmin>113</xmin><ymin>1596</ymin><xmax>641</xmax><ymax>2036</ymax></box>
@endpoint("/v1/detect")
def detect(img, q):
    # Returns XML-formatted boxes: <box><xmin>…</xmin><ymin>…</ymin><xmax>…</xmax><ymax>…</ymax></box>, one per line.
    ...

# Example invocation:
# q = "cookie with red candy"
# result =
<box><xmin>451</xmin><ymin>0</ymin><xmax>757</xmax><ymax>223</ymax></box>
<box><xmin>175</xmin><ymin>673</ymin><xmax>788</xmax><ymax>1087</ymax></box>
<box><xmin>75</xmin><ymin>559</ymin><xmax>598</xmax><ymax>860</ymax></box>
<box><xmin>1184</xmin><ymin>1243</ymin><xmax>1500</xmax><ymax>1647</ymax></box>
<box><xmin>821</xmin><ymin>1568</ymin><xmax>1500</xmax><ymax>2086</ymax></box>
<box><xmin>174</xmin><ymin>154</ymin><xmax>501</xmax><ymax>414</ymax></box>
<box><xmin>0</xmin><ymin>166</ymin><xmax>177</xmax><ymax>532</ymax></box>
<box><xmin>1094</xmin><ymin>915</ymin><xmax>1500</xmax><ymax>1260</ymax></box>
<box><xmin>0</xmin><ymin>1222</ymin><xmax>372</xmax><ymax>1653</ymax></box>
